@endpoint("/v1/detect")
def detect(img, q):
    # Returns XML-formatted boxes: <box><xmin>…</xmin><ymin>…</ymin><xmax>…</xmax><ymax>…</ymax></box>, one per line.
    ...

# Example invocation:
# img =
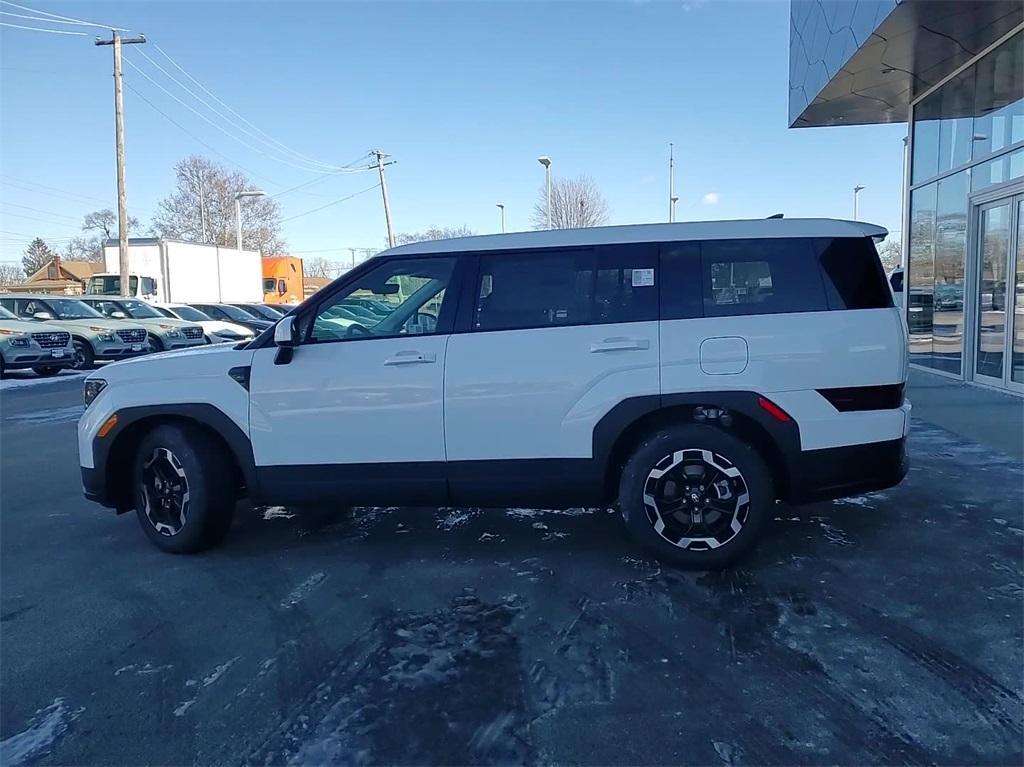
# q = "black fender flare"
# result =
<box><xmin>591</xmin><ymin>392</ymin><xmax>802</xmax><ymax>500</ymax></box>
<box><xmin>90</xmin><ymin>403</ymin><xmax>258</xmax><ymax>510</ymax></box>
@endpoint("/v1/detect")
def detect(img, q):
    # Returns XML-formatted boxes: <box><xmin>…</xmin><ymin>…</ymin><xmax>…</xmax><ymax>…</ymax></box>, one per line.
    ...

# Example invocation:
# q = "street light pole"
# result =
<box><xmin>235</xmin><ymin>189</ymin><xmax>265</xmax><ymax>252</ymax></box>
<box><xmin>538</xmin><ymin>156</ymin><xmax>552</xmax><ymax>229</ymax></box>
<box><xmin>496</xmin><ymin>203</ymin><xmax>505</xmax><ymax>233</ymax></box>
<box><xmin>853</xmin><ymin>184</ymin><xmax>865</xmax><ymax>220</ymax></box>
<box><xmin>668</xmin><ymin>142</ymin><xmax>675</xmax><ymax>223</ymax></box>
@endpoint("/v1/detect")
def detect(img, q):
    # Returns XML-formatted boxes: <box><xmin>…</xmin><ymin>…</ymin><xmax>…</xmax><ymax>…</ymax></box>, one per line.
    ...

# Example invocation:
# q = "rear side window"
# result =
<box><xmin>815</xmin><ymin>237</ymin><xmax>894</xmax><ymax>309</ymax></box>
<box><xmin>594</xmin><ymin>244</ymin><xmax>658</xmax><ymax>323</ymax></box>
<box><xmin>700</xmin><ymin>238</ymin><xmax>827</xmax><ymax>316</ymax></box>
<box><xmin>475</xmin><ymin>250</ymin><xmax>593</xmax><ymax>331</ymax></box>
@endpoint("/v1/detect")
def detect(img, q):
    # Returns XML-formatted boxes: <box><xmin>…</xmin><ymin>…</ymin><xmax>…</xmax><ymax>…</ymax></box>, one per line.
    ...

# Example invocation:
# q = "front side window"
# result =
<box><xmin>309</xmin><ymin>257</ymin><xmax>456</xmax><ymax>343</ymax></box>
<box><xmin>701</xmin><ymin>238</ymin><xmax>826</xmax><ymax>316</ymax></box>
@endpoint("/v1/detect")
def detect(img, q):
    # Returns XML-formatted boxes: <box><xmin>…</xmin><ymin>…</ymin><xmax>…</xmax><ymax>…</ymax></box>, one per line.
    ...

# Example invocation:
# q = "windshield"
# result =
<box><xmin>230</xmin><ymin>304</ymin><xmax>264</xmax><ymax>319</ymax></box>
<box><xmin>46</xmin><ymin>299</ymin><xmax>104</xmax><ymax>320</ymax></box>
<box><xmin>87</xmin><ymin>275</ymin><xmax>136</xmax><ymax>295</ymax></box>
<box><xmin>0</xmin><ymin>306</ymin><xmax>17</xmax><ymax>320</ymax></box>
<box><xmin>117</xmin><ymin>299</ymin><xmax>163</xmax><ymax>319</ymax></box>
<box><xmin>262</xmin><ymin>278</ymin><xmax>277</xmax><ymax>292</ymax></box>
<box><xmin>245</xmin><ymin>304</ymin><xmax>284</xmax><ymax>320</ymax></box>
<box><xmin>171</xmin><ymin>306</ymin><xmax>211</xmax><ymax>322</ymax></box>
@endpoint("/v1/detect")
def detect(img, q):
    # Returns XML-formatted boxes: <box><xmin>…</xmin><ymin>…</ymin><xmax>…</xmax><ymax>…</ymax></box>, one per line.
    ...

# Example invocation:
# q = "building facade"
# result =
<box><xmin>790</xmin><ymin>0</ymin><xmax>1023</xmax><ymax>393</ymax></box>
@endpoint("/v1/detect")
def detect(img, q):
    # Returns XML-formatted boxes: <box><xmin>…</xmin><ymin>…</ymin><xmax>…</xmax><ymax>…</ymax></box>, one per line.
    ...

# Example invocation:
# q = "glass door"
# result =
<box><xmin>973</xmin><ymin>194</ymin><xmax>1024</xmax><ymax>391</ymax></box>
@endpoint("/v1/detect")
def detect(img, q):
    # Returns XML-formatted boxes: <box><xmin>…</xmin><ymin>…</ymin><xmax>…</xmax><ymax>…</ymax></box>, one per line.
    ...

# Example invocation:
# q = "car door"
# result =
<box><xmin>443</xmin><ymin>245</ymin><xmax>661</xmax><ymax>505</ymax></box>
<box><xmin>248</xmin><ymin>255</ymin><xmax>461</xmax><ymax>506</ymax></box>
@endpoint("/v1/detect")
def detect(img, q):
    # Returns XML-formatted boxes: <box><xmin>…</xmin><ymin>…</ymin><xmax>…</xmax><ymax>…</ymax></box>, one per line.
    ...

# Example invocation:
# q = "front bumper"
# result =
<box><xmin>2</xmin><ymin>349</ymin><xmax>74</xmax><ymax>369</ymax></box>
<box><xmin>94</xmin><ymin>343</ymin><xmax>149</xmax><ymax>360</ymax></box>
<box><xmin>81</xmin><ymin>466</ymin><xmax>106</xmax><ymax>505</ymax></box>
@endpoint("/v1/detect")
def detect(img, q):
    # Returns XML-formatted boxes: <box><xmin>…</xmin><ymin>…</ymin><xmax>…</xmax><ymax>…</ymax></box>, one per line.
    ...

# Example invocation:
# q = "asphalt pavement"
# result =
<box><xmin>1</xmin><ymin>373</ymin><xmax>1022</xmax><ymax>766</ymax></box>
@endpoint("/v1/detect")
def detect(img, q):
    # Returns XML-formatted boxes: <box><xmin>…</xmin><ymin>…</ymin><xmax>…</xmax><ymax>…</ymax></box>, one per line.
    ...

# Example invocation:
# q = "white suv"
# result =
<box><xmin>79</xmin><ymin>219</ymin><xmax>910</xmax><ymax>568</ymax></box>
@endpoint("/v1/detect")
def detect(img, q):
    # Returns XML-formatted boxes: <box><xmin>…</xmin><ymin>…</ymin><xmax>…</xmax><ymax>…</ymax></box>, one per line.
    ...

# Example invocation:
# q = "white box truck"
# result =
<box><xmin>88</xmin><ymin>238</ymin><xmax>262</xmax><ymax>303</ymax></box>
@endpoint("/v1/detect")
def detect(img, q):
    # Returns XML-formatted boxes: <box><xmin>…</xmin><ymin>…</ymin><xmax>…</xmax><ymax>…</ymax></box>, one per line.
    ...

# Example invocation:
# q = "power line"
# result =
<box><xmin>134</xmin><ymin>47</ymin><xmax>345</xmax><ymax>174</ymax></box>
<box><xmin>125</xmin><ymin>82</ymin><xmax>284</xmax><ymax>189</ymax></box>
<box><xmin>150</xmin><ymin>42</ymin><xmax>348</xmax><ymax>173</ymax></box>
<box><xmin>1</xmin><ymin>201</ymin><xmax>80</xmax><ymax>221</ymax></box>
<box><xmin>0</xmin><ymin>175</ymin><xmax>111</xmax><ymax>205</ymax></box>
<box><xmin>280</xmin><ymin>184</ymin><xmax>381</xmax><ymax>223</ymax></box>
<box><xmin>0</xmin><ymin>20</ymin><xmax>86</xmax><ymax>34</ymax></box>
<box><xmin>0</xmin><ymin>1</ymin><xmax>129</xmax><ymax>31</ymax></box>
<box><xmin>124</xmin><ymin>56</ymin><xmax>345</xmax><ymax>176</ymax></box>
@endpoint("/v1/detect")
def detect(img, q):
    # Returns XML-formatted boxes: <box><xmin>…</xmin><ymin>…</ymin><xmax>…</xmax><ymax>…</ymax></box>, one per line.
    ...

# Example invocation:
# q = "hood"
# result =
<box><xmin>48</xmin><ymin>317</ymin><xmax>146</xmax><ymax>333</ymax></box>
<box><xmin>89</xmin><ymin>341</ymin><xmax>255</xmax><ymax>382</ymax></box>
<box><xmin>198</xmin><ymin>320</ymin><xmax>254</xmax><ymax>336</ymax></box>
<box><xmin>122</xmin><ymin>317</ymin><xmax>199</xmax><ymax>332</ymax></box>
<box><xmin>0</xmin><ymin>318</ymin><xmax>67</xmax><ymax>335</ymax></box>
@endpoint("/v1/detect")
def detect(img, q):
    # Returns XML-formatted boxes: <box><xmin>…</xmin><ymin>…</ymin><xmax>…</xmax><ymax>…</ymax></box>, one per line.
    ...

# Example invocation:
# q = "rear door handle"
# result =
<box><xmin>384</xmin><ymin>351</ymin><xmax>436</xmax><ymax>366</ymax></box>
<box><xmin>590</xmin><ymin>338</ymin><xmax>651</xmax><ymax>353</ymax></box>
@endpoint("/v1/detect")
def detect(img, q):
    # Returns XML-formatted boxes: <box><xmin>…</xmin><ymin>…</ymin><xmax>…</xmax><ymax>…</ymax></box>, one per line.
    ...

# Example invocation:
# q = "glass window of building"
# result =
<box><xmin>908</xmin><ymin>184</ymin><xmax>937</xmax><ymax>365</ymax></box>
<box><xmin>938</xmin><ymin>67</ymin><xmax>975</xmax><ymax>174</ymax></box>
<box><xmin>973</xmin><ymin>31</ymin><xmax>1023</xmax><ymax>159</ymax></box>
<box><xmin>912</xmin><ymin>93</ymin><xmax>941</xmax><ymax>184</ymax></box>
<box><xmin>932</xmin><ymin>172</ymin><xmax>968</xmax><ymax>375</ymax></box>
<box><xmin>971</xmin><ymin>148</ymin><xmax>1024</xmax><ymax>191</ymax></box>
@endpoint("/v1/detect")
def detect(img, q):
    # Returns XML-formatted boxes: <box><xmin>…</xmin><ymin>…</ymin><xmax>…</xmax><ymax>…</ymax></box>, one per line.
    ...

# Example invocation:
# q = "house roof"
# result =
<box><xmin>24</xmin><ymin>259</ymin><xmax>101</xmax><ymax>283</ymax></box>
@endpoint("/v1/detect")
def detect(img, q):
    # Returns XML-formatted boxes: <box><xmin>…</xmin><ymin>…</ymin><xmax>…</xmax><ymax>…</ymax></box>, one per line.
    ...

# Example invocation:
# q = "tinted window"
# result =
<box><xmin>659</xmin><ymin>241</ymin><xmax>703</xmax><ymax>320</ymax></box>
<box><xmin>816</xmin><ymin>237</ymin><xmax>894</xmax><ymax>310</ymax></box>
<box><xmin>594</xmin><ymin>244</ymin><xmax>658</xmax><ymax>323</ymax></box>
<box><xmin>700</xmin><ymin>238</ymin><xmax>826</xmax><ymax>316</ymax></box>
<box><xmin>474</xmin><ymin>250</ymin><xmax>593</xmax><ymax>331</ymax></box>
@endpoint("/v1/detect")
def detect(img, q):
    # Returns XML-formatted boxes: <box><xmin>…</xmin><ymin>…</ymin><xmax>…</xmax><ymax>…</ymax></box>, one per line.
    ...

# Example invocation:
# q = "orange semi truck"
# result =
<box><xmin>262</xmin><ymin>256</ymin><xmax>304</xmax><ymax>305</ymax></box>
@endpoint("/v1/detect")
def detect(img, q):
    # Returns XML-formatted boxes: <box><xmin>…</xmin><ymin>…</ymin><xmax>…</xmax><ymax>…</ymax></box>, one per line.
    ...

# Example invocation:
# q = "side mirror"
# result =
<box><xmin>33</xmin><ymin>312</ymin><xmax>54</xmax><ymax>321</ymax></box>
<box><xmin>273</xmin><ymin>316</ymin><xmax>297</xmax><ymax>366</ymax></box>
<box><xmin>110</xmin><ymin>311</ymin><xmax>127</xmax><ymax>319</ymax></box>
<box><xmin>274</xmin><ymin>316</ymin><xmax>297</xmax><ymax>347</ymax></box>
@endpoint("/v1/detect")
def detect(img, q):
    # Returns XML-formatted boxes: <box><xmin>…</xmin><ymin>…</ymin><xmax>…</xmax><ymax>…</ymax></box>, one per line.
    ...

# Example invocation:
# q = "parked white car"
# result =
<box><xmin>79</xmin><ymin>219</ymin><xmax>909</xmax><ymax>569</ymax></box>
<box><xmin>152</xmin><ymin>304</ymin><xmax>254</xmax><ymax>344</ymax></box>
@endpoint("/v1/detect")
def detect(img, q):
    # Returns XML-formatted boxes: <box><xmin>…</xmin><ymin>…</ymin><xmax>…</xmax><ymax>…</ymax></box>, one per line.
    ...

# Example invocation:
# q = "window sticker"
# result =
<box><xmin>632</xmin><ymin>268</ymin><xmax>655</xmax><ymax>287</ymax></box>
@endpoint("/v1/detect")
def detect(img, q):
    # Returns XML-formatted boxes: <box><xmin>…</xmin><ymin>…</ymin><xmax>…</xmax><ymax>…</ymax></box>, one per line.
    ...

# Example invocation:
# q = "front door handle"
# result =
<box><xmin>384</xmin><ymin>351</ymin><xmax>437</xmax><ymax>366</ymax></box>
<box><xmin>590</xmin><ymin>338</ymin><xmax>651</xmax><ymax>353</ymax></box>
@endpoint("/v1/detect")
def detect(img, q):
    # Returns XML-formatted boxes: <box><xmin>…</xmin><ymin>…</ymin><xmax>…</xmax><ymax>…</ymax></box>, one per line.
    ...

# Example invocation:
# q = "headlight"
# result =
<box><xmin>0</xmin><ymin>330</ymin><xmax>29</xmax><ymax>346</ymax></box>
<box><xmin>95</xmin><ymin>331</ymin><xmax>115</xmax><ymax>342</ymax></box>
<box><xmin>165</xmin><ymin>329</ymin><xmax>181</xmax><ymax>338</ymax></box>
<box><xmin>83</xmin><ymin>378</ymin><xmax>107</xmax><ymax>408</ymax></box>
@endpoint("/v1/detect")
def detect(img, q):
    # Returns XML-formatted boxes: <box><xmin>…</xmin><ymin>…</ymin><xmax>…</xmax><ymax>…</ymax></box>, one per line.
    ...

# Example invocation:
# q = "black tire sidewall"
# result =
<box><xmin>133</xmin><ymin>424</ymin><xmax>234</xmax><ymax>554</ymax></box>
<box><xmin>619</xmin><ymin>423</ymin><xmax>773</xmax><ymax>570</ymax></box>
<box><xmin>148</xmin><ymin>334</ymin><xmax>164</xmax><ymax>352</ymax></box>
<box><xmin>32</xmin><ymin>366</ymin><xmax>62</xmax><ymax>377</ymax></box>
<box><xmin>72</xmin><ymin>340</ymin><xmax>94</xmax><ymax>371</ymax></box>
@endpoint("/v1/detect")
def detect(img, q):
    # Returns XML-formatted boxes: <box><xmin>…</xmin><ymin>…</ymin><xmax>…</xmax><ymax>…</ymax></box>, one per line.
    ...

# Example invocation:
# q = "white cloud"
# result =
<box><xmin>701</xmin><ymin>192</ymin><xmax>720</xmax><ymax>205</ymax></box>
<box><xmin>681</xmin><ymin>0</ymin><xmax>709</xmax><ymax>11</ymax></box>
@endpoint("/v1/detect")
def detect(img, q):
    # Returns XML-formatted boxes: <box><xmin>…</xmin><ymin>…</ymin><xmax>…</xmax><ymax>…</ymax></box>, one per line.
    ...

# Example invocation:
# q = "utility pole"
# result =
<box><xmin>668</xmin><ymin>142</ymin><xmax>675</xmax><ymax>223</ymax></box>
<box><xmin>96</xmin><ymin>31</ymin><xmax>145</xmax><ymax>296</ymax></box>
<box><xmin>853</xmin><ymin>184</ymin><xmax>865</xmax><ymax>220</ymax></box>
<box><xmin>496</xmin><ymin>203</ymin><xmax>505</xmax><ymax>233</ymax></box>
<box><xmin>373</xmin><ymin>150</ymin><xmax>396</xmax><ymax>248</ymax></box>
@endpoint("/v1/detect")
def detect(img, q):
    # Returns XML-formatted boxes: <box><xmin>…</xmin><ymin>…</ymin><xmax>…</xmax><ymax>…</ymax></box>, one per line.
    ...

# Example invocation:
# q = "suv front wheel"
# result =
<box><xmin>133</xmin><ymin>424</ymin><xmax>235</xmax><ymax>553</ymax></box>
<box><xmin>618</xmin><ymin>424</ymin><xmax>773</xmax><ymax>570</ymax></box>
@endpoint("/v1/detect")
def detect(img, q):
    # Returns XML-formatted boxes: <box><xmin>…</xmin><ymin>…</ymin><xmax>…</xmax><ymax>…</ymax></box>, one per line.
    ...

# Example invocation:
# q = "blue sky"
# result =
<box><xmin>1</xmin><ymin>0</ymin><xmax>906</xmax><ymax>266</ymax></box>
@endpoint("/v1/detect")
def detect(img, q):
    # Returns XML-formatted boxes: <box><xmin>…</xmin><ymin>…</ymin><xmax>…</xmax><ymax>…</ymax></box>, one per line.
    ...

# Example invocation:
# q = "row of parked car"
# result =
<box><xmin>0</xmin><ymin>293</ymin><xmax>295</xmax><ymax>377</ymax></box>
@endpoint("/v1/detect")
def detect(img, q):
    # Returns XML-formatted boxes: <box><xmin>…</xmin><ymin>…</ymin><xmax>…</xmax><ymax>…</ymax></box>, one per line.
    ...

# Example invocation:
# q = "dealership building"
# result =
<box><xmin>789</xmin><ymin>0</ymin><xmax>1023</xmax><ymax>393</ymax></box>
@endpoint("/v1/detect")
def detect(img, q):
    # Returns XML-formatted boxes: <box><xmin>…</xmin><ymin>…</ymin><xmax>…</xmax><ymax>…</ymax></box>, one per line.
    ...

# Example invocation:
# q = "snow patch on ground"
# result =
<box><xmin>0</xmin><ymin>698</ymin><xmax>83</xmax><ymax>766</ymax></box>
<box><xmin>260</xmin><ymin>506</ymin><xmax>296</xmax><ymax>520</ymax></box>
<box><xmin>281</xmin><ymin>572</ymin><xmax>327</xmax><ymax>608</ymax></box>
<box><xmin>4</xmin><ymin>405</ymin><xmax>84</xmax><ymax>425</ymax></box>
<box><xmin>437</xmin><ymin>508</ymin><xmax>474</xmax><ymax>531</ymax></box>
<box><xmin>114</xmin><ymin>662</ymin><xmax>172</xmax><ymax>677</ymax></box>
<box><xmin>174</xmin><ymin>656</ymin><xmax>242</xmax><ymax>717</ymax></box>
<box><xmin>0</xmin><ymin>370</ymin><xmax>87</xmax><ymax>391</ymax></box>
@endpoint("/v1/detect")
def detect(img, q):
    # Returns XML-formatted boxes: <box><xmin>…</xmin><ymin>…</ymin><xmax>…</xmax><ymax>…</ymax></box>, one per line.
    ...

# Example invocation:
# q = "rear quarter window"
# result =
<box><xmin>700</xmin><ymin>238</ymin><xmax>827</xmax><ymax>316</ymax></box>
<box><xmin>815</xmin><ymin>237</ymin><xmax>894</xmax><ymax>309</ymax></box>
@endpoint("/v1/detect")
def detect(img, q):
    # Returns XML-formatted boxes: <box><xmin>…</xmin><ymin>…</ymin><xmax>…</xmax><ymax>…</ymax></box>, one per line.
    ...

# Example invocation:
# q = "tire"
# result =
<box><xmin>618</xmin><ymin>423</ymin><xmax>773</xmax><ymax>570</ymax></box>
<box><xmin>32</xmin><ymin>366</ymin><xmax>63</xmax><ymax>377</ymax></box>
<box><xmin>70</xmin><ymin>339</ymin><xmax>94</xmax><ymax>371</ymax></box>
<box><xmin>148</xmin><ymin>334</ymin><xmax>164</xmax><ymax>352</ymax></box>
<box><xmin>0</xmin><ymin>353</ymin><xmax>5</xmax><ymax>378</ymax></box>
<box><xmin>132</xmin><ymin>423</ymin><xmax>235</xmax><ymax>554</ymax></box>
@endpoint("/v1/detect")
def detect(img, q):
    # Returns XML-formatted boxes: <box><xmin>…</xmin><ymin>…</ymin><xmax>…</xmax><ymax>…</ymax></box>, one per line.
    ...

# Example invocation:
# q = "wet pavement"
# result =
<box><xmin>1</xmin><ymin>377</ymin><xmax>1022</xmax><ymax>765</ymax></box>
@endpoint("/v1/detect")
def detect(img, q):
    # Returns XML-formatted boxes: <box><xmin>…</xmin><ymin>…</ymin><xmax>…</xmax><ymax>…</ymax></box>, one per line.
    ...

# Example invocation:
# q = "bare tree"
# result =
<box><xmin>22</xmin><ymin>237</ymin><xmax>56</xmax><ymax>276</ymax></box>
<box><xmin>395</xmin><ymin>225</ymin><xmax>474</xmax><ymax>245</ymax></box>
<box><xmin>876</xmin><ymin>238</ymin><xmax>902</xmax><ymax>272</ymax></box>
<box><xmin>63</xmin><ymin>209</ymin><xmax>140</xmax><ymax>263</ymax></box>
<box><xmin>152</xmin><ymin>155</ymin><xmax>287</xmax><ymax>254</ymax></box>
<box><xmin>303</xmin><ymin>256</ymin><xmax>340</xmax><ymax>279</ymax></box>
<box><xmin>531</xmin><ymin>176</ymin><xmax>609</xmax><ymax>230</ymax></box>
<box><xmin>0</xmin><ymin>263</ymin><xmax>25</xmax><ymax>286</ymax></box>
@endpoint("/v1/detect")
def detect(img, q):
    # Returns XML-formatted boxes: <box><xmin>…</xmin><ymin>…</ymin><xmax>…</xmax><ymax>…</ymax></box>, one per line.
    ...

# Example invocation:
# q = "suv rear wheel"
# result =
<box><xmin>618</xmin><ymin>424</ymin><xmax>773</xmax><ymax>570</ymax></box>
<box><xmin>133</xmin><ymin>424</ymin><xmax>235</xmax><ymax>553</ymax></box>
